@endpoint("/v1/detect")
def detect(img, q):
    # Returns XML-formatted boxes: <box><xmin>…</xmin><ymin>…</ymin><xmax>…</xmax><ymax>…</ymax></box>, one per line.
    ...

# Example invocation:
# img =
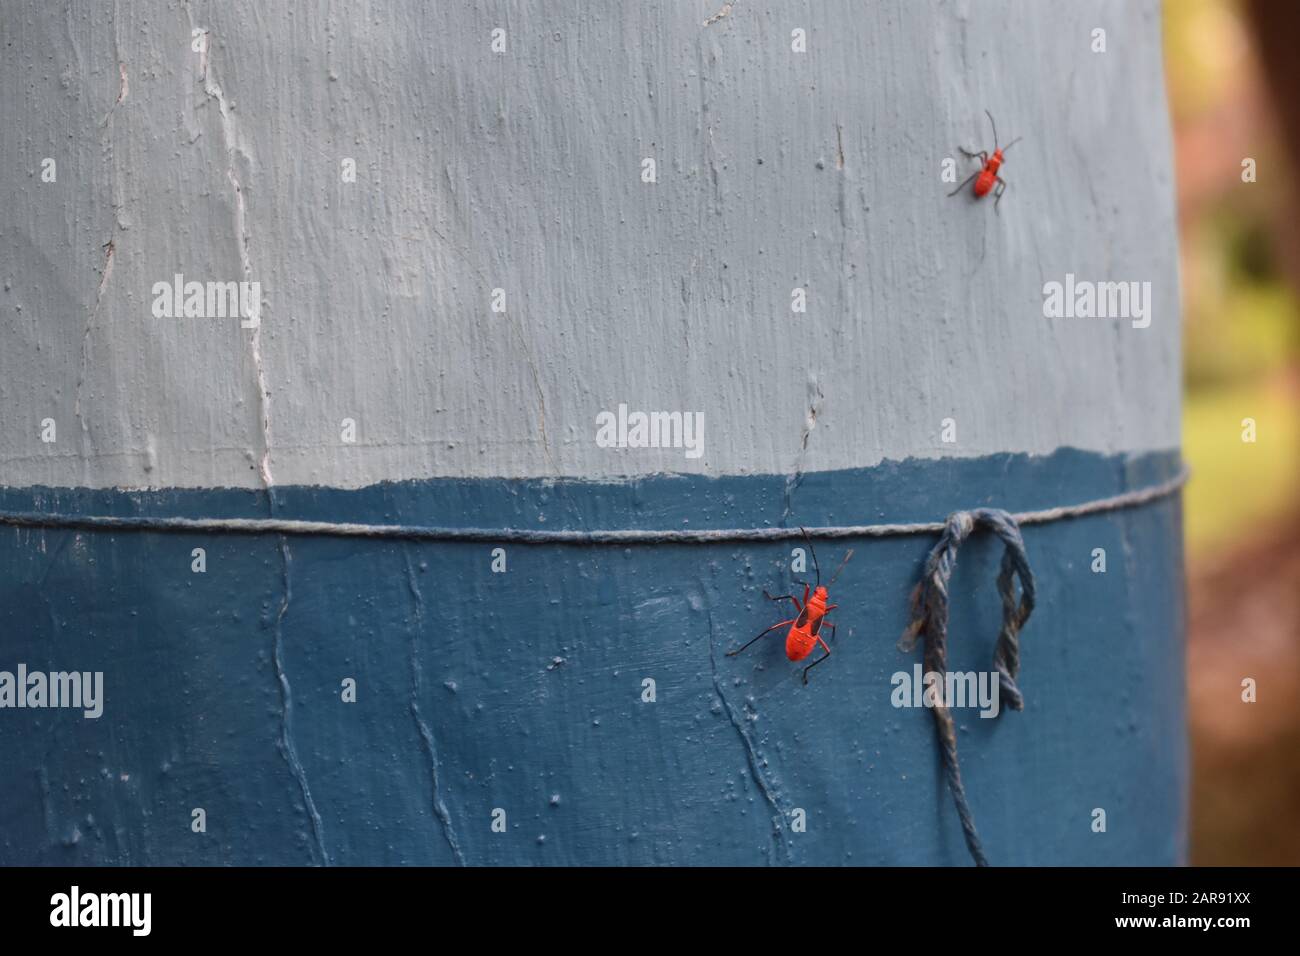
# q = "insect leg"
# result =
<box><xmin>993</xmin><ymin>177</ymin><xmax>1008</xmax><ymax>211</ymax></box>
<box><xmin>947</xmin><ymin>170</ymin><xmax>979</xmax><ymax>197</ymax></box>
<box><xmin>958</xmin><ymin>147</ymin><xmax>989</xmax><ymax>163</ymax></box>
<box><xmin>727</xmin><ymin>619</ymin><xmax>795</xmax><ymax>657</ymax></box>
<box><xmin>801</xmin><ymin>636</ymin><xmax>833</xmax><ymax>685</ymax></box>
<box><xmin>762</xmin><ymin>590</ymin><xmax>803</xmax><ymax>613</ymax></box>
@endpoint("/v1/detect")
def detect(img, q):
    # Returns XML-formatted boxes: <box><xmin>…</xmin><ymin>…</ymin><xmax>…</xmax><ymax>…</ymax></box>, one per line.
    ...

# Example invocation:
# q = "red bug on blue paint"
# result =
<box><xmin>948</xmin><ymin>110</ymin><xmax>1022</xmax><ymax>210</ymax></box>
<box><xmin>728</xmin><ymin>529</ymin><xmax>854</xmax><ymax>685</ymax></box>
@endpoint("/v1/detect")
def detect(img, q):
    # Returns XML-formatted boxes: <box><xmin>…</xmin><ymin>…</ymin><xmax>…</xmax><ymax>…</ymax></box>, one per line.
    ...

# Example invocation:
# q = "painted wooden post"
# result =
<box><xmin>0</xmin><ymin>1</ymin><xmax>1182</xmax><ymax>864</ymax></box>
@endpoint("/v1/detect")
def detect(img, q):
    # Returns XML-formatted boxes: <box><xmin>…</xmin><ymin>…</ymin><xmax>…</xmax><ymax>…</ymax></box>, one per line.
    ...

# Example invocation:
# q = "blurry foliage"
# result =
<box><xmin>1164</xmin><ymin>0</ymin><xmax>1252</xmax><ymax>122</ymax></box>
<box><xmin>1167</xmin><ymin>0</ymin><xmax>1300</xmax><ymax>869</ymax></box>
<box><xmin>1164</xmin><ymin>0</ymin><xmax>1300</xmax><ymax>555</ymax></box>
<box><xmin>1184</xmin><ymin>219</ymin><xmax>1296</xmax><ymax>388</ymax></box>
<box><xmin>1184</xmin><ymin>375</ymin><xmax>1299</xmax><ymax>548</ymax></box>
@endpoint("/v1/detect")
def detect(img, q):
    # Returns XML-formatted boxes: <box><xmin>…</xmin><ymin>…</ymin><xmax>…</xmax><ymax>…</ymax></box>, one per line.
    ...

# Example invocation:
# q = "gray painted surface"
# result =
<box><xmin>2</xmin><ymin>0</ymin><xmax>1179</xmax><ymax>489</ymax></box>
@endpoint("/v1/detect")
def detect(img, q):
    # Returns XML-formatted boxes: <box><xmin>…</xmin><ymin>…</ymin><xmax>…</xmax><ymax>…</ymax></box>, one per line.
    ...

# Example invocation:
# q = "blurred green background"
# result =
<box><xmin>1165</xmin><ymin>0</ymin><xmax>1300</xmax><ymax>865</ymax></box>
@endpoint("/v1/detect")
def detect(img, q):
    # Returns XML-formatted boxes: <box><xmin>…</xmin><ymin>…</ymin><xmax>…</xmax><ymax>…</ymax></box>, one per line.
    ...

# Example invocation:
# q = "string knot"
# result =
<box><xmin>899</xmin><ymin>507</ymin><xmax>1036</xmax><ymax>866</ymax></box>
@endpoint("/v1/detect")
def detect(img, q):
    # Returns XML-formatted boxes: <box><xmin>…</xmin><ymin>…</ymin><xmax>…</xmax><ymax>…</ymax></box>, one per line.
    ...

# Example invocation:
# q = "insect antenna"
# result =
<box><xmin>984</xmin><ymin>109</ymin><xmax>999</xmax><ymax>150</ymax></box>
<box><xmin>1002</xmin><ymin>136</ymin><xmax>1023</xmax><ymax>152</ymax></box>
<box><xmin>828</xmin><ymin>549</ymin><xmax>855</xmax><ymax>586</ymax></box>
<box><xmin>800</xmin><ymin>526</ymin><xmax>821</xmax><ymax>587</ymax></box>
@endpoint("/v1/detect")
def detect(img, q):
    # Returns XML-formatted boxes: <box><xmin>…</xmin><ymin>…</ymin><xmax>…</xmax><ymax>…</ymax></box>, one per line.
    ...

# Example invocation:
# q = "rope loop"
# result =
<box><xmin>899</xmin><ymin>507</ymin><xmax>1036</xmax><ymax>867</ymax></box>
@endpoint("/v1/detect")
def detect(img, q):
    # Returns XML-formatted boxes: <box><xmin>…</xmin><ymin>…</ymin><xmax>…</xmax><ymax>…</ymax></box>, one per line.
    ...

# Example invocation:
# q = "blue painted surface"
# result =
<box><xmin>0</xmin><ymin>448</ymin><xmax>1186</xmax><ymax>865</ymax></box>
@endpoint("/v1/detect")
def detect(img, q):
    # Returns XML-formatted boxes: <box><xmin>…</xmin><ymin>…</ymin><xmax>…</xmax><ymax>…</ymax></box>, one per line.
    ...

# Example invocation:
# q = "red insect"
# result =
<box><xmin>948</xmin><ymin>110</ymin><xmax>1022</xmax><ymax>210</ymax></box>
<box><xmin>728</xmin><ymin>530</ymin><xmax>854</xmax><ymax>685</ymax></box>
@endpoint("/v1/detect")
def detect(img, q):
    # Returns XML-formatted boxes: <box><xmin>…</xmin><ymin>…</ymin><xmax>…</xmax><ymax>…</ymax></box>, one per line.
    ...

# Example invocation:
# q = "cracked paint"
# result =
<box><xmin>404</xmin><ymin>551</ymin><xmax>465</xmax><ymax>865</ymax></box>
<box><xmin>74</xmin><ymin>239</ymin><xmax>116</xmax><ymax>441</ymax></box>
<box><xmin>705</xmin><ymin>607</ymin><xmax>791</xmax><ymax>865</ymax></box>
<box><xmin>703</xmin><ymin>3</ymin><xmax>735</xmax><ymax>28</ymax></box>
<box><xmin>781</xmin><ymin>376</ymin><xmax>825</xmax><ymax>524</ymax></box>
<box><xmin>188</xmin><ymin>8</ymin><xmax>273</xmax><ymax>486</ymax></box>
<box><xmin>271</xmin><ymin>537</ymin><xmax>328</xmax><ymax>865</ymax></box>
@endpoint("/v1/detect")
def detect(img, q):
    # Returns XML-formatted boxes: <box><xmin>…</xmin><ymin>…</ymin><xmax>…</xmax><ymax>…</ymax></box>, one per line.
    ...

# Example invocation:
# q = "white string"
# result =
<box><xmin>0</xmin><ymin>467</ymin><xmax>1188</xmax><ymax>543</ymax></box>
